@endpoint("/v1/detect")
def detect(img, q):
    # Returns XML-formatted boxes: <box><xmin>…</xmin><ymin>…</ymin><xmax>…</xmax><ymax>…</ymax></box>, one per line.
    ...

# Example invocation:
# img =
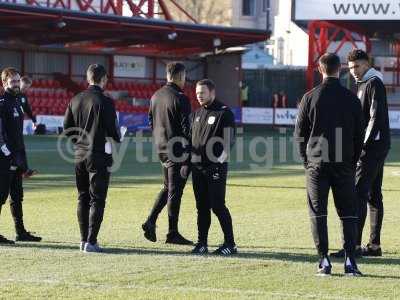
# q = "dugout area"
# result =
<box><xmin>0</xmin><ymin>1</ymin><xmax>268</xmax><ymax>118</ymax></box>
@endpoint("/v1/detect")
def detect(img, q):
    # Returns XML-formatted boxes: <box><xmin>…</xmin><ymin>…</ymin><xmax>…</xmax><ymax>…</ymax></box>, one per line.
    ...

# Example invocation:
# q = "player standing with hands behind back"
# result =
<box><xmin>295</xmin><ymin>53</ymin><xmax>364</xmax><ymax>276</ymax></box>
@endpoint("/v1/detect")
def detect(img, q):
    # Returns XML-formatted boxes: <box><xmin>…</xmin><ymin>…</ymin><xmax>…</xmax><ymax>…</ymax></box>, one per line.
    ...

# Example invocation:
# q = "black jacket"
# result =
<box><xmin>295</xmin><ymin>77</ymin><xmax>364</xmax><ymax>167</ymax></box>
<box><xmin>190</xmin><ymin>99</ymin><xmax>235</xmax><ymax>166</ymax></box>
<box><xmin>0</xmin><ymin>90</ymin><xmax>25</xmax><ymax>154</ymax></box>
<box><xmin>356</xmin><ymin>68</ymin><xmax>391</xmax><ymax>154</ymax></box>
<box><xmin>63</xmin><ymin>85</ymin><xmax>120</xmax><ymax>163</ymax></box>
<box><xmin>148</xmin><ymin>82</ymin><xmax>191</xmax><ymax>160</ymax></box>
<box><xmin>18</xmin><ymin>93</ymin><xmax>36</xmax><ymax>123</ymax></box>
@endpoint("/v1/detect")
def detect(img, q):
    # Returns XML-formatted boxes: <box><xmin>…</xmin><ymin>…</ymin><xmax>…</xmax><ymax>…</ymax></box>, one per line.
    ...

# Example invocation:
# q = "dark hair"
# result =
<box><xmin>196</xmin><ymin>79</ymin><xmax>216</xmax><ymax>91</ymax></box>
<box><xmin>86</xmin><ymin>64</ymin><xmax>107</xmax><ymax>84</ymax></box>
<box><xmin>1</xmin><ymin>67</ymin><xmax>19</xmax><ymax>84</ymax></box>
<box><xmin>347</xmin><ymin>49</ymin><xmax>369</xmax><ymax>62</ymax></box>
<box><xmin>20</xmin><ymin>76</ymin><xmax>32</xmax><ymax>85</ymax></box>
<box><xmin>166</xmin><ymin>62</ymin><xmax>185</xmax><ymax>80</ymax></box>
<box><xmin>318</xmin><ymin>53</ymin><xmax>341</xmax><ymax>75</ymax></box>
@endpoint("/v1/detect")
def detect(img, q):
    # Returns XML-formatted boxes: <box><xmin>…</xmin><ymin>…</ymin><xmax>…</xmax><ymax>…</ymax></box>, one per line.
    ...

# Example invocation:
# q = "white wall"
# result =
<box><xmin>231</xmin><ymin>0</ymin><xmax>277</xmax><ymax>31</ymax></box>
<box><xmin>272</xmin><ymin>0</ymin><xmax>308</xmax><ymax>66</ymax></box>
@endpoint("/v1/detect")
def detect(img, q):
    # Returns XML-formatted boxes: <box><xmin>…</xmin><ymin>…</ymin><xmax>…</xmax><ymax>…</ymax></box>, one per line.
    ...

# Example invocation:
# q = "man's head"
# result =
<box><xmin>166</xmin><ymin>62</ymin><xmax>186</xmax><ymax>88</ymax></box>
<box><xmin>2</xmin><ymin>67</ymin><xmax>21</xmax><ymax>94</ymax></box>
<box><xmin>348</xmin><ymin>49</ymin><xmax>370</xmax><ymax>82</ymax></box>
<box><xmin>196</xmin><ymin>79</ymin><xmax>216</xmax><ymax>107</ymax></box>
<box><xmin>318</xmin><ymin>53</ymin><xmax>341</xmax><ymax>78</ymax></box>
<box><xmin>86</xmin><ymin>64</ymin><xmax>108</xmax><ymax>89</ymax></box>
<box><xmin>20</xmin><ymin>76</ymin><xmax>32</xmax><ymax>93</ymax></box>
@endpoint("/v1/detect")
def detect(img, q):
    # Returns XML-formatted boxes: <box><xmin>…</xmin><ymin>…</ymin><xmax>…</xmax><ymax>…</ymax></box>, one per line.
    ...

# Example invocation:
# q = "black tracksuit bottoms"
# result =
<box><xmin>75</xmin><ymin>159</ymin><xmax>110</xmax><ymax>245</ymax></box>
<box><xmin>192</xmin><ymin>163</ymin><xmax>234</xmax><ymax>246</ymax></box>
<box><xmin>0</xmin><ymin>152</ymin><xmax>28</xmax><ymax>235</ymax></box>
<box><xmin>356</xmin><ymin>150</ymin><xmax>387</xmax><ymax>246</ymax></box>
<box><xmin>146</xmin><ymin>157</ymin><xmax>186</xmax><ymax>234</ymax></box>
<box><xmin>306</xmin><ymin>163</ymin><xmax>358</xmax><ymax>257</ymax></box>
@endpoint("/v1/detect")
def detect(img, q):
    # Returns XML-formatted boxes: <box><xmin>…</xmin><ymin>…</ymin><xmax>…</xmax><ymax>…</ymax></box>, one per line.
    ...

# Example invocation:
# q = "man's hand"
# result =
<box><xmin>32</xmin><ymin>122</ymin><xmax>37</xmax><ymax>130</ymax></box>
<box><xmin>1</xmin><ymin>144</ymin><xmax>11</xmax><ymax>156</ymax></box>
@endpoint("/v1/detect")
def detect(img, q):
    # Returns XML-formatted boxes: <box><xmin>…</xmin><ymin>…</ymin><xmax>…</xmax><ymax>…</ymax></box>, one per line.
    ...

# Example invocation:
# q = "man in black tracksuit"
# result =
<box><xmin>332</xmin><ymin>50</ymin><xmax>391</xmax><ymax>258</ymax></box>
<box><xmin>295</xmin><ymin>54</ymin><xmax>364</xmax><ymax>276</ymax></box>
<box><xmin>190</xmin><ymin>79</ymin><xmax>237</xmax><ymax>256</ymax></box>
<box><xmin>142</xmin><ymin>62</ymin><xmax>192</xmax><ymax>245</ymax></box>
<box><xmin>64</xmin><ymin>64</ymin><xmax>121</xmax><ymax>253</ymax></box>
<box><xmin>18</xmin><ymin>76</ymin><xmax>38</xmax><ymax>178</ymax></box>
<box><xmin>0</xmin><ymin>67</ymin><xmax>42</xmax><ymax>244</ymax></box>
<box><xmin>19</xmin><ymin>76</ymin><xmax>37</xmax><ymax>126</ymax></box>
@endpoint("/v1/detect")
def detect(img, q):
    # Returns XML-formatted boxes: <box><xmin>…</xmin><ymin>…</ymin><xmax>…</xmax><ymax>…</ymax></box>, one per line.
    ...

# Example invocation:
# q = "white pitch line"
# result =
<box><xmin>0</xmin><ymin>278</ymin><xmax>371</xmax><ymax>300</ymax></box>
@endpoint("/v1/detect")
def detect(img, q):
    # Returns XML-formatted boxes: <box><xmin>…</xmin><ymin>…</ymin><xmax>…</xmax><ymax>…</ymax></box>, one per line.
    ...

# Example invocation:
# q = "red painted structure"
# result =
<box><xmin>0</xmin><ymin>2</ymin><xmax>267</xmax><ymax>57</ymax></box>
<box><xmin>306</xmin><ymin>20</ymin><xmax>370</xmax><ymax>90</ymax></box>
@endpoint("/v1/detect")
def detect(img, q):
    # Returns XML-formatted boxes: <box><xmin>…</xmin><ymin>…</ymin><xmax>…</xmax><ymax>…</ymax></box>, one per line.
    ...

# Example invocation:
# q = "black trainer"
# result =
<box><xmin>191</xmin><ymin>243</ymin><xmax>208</xmax><ymax>255</ymax></box>
<box><xmin>23</xmin><ymin>169</ymin><xmax>38</xmax><ymax>179</ymax></box>
<box><xmin>361</xmin><ymin>244</ymin><xmax>382</xmax><ymax>257</ymax></box>
<box><xmin>165</xmin><ymin>232</ymin><xmax>193</xmax><ymax>245</ymax></box>
<box><xmin>0</xmin><ymin>235</ymin><xmax>15</xmax><ymax>244</ymax></box>
<box><xmin>344</xmin><ymin>257</ymin><xmax>363</xmax><ymax>276</ymax></box>
<box><xmin>330</xmin><ymin>248</ymin><xmax>362</xmax><ymax>258</ymax></box>
<box><xmin>213</xmin><ymin>243</ymin><xmax>237</xmax><ymax>256</ymax></box>
<box><xmin>316</xmin><ymin>256</ymin><xmax>332</xmax><ymax>276</ymax></box>
<box><xmin>142</xmin><ymin>222</ymin><xmax>157</xmax><ymax>242</ymax></box>
<box><xmin>16</xmin><ymin>231</ymin><xmax>42</xmax><ymax>242</ymax></box>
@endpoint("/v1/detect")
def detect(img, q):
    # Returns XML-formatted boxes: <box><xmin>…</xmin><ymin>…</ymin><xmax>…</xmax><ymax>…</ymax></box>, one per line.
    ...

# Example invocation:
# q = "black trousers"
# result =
<box><xmin>192</xmin><ymin>163</ymin><xmax>234</xmax><ymax>246</ymax></box>
<box><xmin>0</xmin><ymin>155</ymin><xmax>26</xmax><ymax>235</ymax></box>
<box><xmin>306</xmin><ymin>163</ymin><xmax>358</xmax><ymax>257</ymax></box>
<box><xmin>75</xmin><ymin>157</ymin><xmax>110</xmax><ymax>245</ymax></box>
<box><xmin>356</xmin><ymin>150</ymin><xmax>387</xmax><ymax>246</ymax></box>
<box><xmin>146</xmin><ymin>154</ymin><xmax>186</xmax><ymax>233</ymax></box>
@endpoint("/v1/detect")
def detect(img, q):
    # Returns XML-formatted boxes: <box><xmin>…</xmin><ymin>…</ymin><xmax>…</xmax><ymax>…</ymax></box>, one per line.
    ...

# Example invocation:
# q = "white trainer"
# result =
<box><xmin>80</xmin><ymin>242</ymin><xmax>86</xmax><ymax>251</ymax></box>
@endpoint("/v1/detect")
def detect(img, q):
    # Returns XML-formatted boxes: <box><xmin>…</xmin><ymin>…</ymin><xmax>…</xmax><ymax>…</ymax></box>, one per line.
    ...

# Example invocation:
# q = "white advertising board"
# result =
<box><xmin>114</xmin><ymin>56</ymin><xmax>146</xmax><ymax>78</ymax></box>
<box><xmin>242</xmin><ymin>107</ymin><xmax>274</xmax><ymax>124</ymax></box>
<box><xmin>295</xmin><ymin>0</ymin><xmax>400</xmax><ymax>21</ymax></box>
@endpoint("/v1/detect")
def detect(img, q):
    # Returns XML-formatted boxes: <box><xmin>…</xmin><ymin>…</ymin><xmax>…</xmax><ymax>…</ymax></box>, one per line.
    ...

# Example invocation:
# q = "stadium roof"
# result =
<box><xmin>0</xmin><ymin>3</ymin><xmax>269</xmax><ymax>57</ymax></box>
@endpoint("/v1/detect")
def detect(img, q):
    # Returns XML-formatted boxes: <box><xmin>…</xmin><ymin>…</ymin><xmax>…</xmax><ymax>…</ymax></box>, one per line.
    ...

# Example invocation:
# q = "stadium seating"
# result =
<box><xmin>25</xmin><ymin>79</ymin><xmax>199</xmax><ymax>116</ymax></box>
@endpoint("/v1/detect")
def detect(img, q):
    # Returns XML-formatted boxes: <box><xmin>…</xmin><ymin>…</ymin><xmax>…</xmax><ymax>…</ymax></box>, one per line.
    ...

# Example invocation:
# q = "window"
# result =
<box><xmin>242</xmin><ymin>0</ymin><xmax>255</xmax><ymax>16</ymax></box>
<box><xmin>263</xmin><ymin>0</ymin><xmax>268</xmax><ymax>12</ymax></box>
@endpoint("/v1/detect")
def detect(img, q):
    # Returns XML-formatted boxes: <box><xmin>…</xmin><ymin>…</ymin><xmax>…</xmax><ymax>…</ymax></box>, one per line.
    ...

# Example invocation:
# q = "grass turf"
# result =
<box><xmin>0</xmin><ymin>128</ymin><xmax>399</xmax><ymax>299</ymax></box>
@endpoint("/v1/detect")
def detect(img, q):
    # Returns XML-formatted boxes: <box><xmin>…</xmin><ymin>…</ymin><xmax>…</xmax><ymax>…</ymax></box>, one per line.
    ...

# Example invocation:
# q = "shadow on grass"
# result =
<box><xmin>9</xmin><ymin>242</ymin><xmax>400</xmax><ymax>275</ymax></box>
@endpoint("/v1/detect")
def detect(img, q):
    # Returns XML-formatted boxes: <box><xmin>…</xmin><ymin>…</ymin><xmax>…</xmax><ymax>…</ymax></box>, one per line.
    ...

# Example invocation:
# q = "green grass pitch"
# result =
<box><xmin>0</xmin><ymin>128</ymin><xmax>399</xmax><ymax>299</ymax></box>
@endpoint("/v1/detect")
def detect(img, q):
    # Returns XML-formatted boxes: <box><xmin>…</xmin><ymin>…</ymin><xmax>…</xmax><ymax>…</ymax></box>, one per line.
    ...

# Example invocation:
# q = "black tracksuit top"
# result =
<box><xmin>190</xmin><ymin>99</ymin><xmax>236</xmax><ymax>166</ymax></box>
<box><xmin>148</xmin><ymin>82</ymin><xmax>191</xmax><ymax>158</ymax></box>
<box><xmin>63</xmin><ymin>85</ymin><xmax>120</xmax><ymax>159</ymax></box>
<box><xmin>0</xmin><ymin>90</ymin><xmax>25</xmax><ymax>153</ymax></box>
<box><xmin>356</xmin><ymin>68</ymin><xmax>391</xmax><ymax>154</ymax></box>
<box><xmin>295</xmin><ymin>77</ymin><xmax>365</xmax><ymax>166</ymax></box>
<box><xmin>18</xmin><ymin>93</ymin><xmax>36</xmax><ymax>123</ymax></box>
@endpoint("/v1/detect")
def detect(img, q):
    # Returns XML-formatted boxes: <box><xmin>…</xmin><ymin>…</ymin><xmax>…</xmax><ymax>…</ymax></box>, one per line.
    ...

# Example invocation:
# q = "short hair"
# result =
<box><xmin>166</xmin><ymin>62</ymin><xmax>185</xmax><ymax>80</ymax></box>
<box><xmin>318</xmin><ymin>53</ymin><xmax>341</xmax><ymax>75</ymax></box>
<box><xmin>20</xmin><ymin>76</ymin><xmax>32</xmax><ymax>85</ymax></box>
<box><xmin>86</xmin><ymin>64</ymin><xmax>107</xmax><ymax>84</ymax></box>
<box><xmin>347</xmin><ymin>49</ymin><xmax>369</xmax><ymax>62</ymax></box>
<box><xmin>1</xmin><ymin>67</ymin><xmax>19</xmax><ymax>84</ymax></box>
<box><xmin>196</xmin><ymin>79</ymin><xmax>216</xmax><ymax>91</ymax></box>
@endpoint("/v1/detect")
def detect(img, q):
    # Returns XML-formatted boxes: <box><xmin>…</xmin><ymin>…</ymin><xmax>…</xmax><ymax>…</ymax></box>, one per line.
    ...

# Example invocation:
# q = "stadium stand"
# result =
<box><xmin>23</xmin><ymin>78</ymin><xmax>199</xmax><ymax>116</ymax></box>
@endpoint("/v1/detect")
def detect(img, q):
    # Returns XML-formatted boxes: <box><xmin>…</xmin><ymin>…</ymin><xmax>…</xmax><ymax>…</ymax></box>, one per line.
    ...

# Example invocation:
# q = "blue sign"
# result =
<box><xmin>118</xmin><ymin>112</ymin><xmax>150</xmax><ymax>132</ymax></box>
<box><xmin>231</xmin><ymin>107</ymin><xmax>242</xmax><ymax>124</ymax></box>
